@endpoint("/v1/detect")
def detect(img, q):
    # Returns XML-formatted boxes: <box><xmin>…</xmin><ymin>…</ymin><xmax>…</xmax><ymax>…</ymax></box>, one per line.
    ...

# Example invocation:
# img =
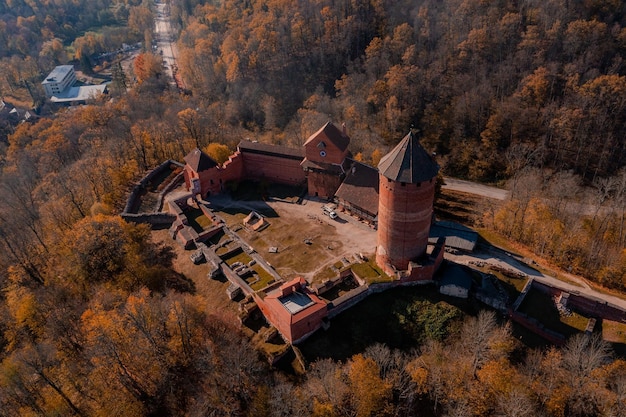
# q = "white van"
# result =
<box><xmin>322</xmin><ymin>204</ymin><xmax>338</xmax><ymax>219</ymax></box>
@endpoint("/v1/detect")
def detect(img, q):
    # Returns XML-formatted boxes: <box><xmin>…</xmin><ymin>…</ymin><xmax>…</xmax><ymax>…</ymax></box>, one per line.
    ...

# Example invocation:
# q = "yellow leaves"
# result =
<box><xmin>4</xmin><ymin>283</ymin><xmax>43</xmax><ymax>345</ymax></box>
<box><xmin>545</xmin><ymin>386</ymin><xmax>570</xmax><ymax>417</ymax></box>
<box><xmin>312</xmin><ymin>399</ymin><xmax>336</xmax><ymax>417</ymax></box>
<box><xmin>406</xmin><ymin>360</ymin><xmax>429</xmax><ymax>395</ymax></box>
<box><xmin>477</xmin><ymin>358</ymin><xmax>517</xmax><ymax>396</ymax></box>
<box><xmin>133</xmin><ymin>52</ymin><xmax>162</xmax><ymax>84</ymax></box>
<box><xmin>370</xmin><ymin>149</ymin><xmax>382</xmax><ymax>167</ymax></box>
<box><xmin>516</xmin><ymin>66</ymin><xmax>551</xmax><ymax>106</ymax></box>
<box><xmin>204</xmin><ymin>142</ymin><xmax>232</xmax><ymax>165</ymax></box>
<box><xmin>225</xmin><ymin>52</ymin><xmax>241</xmax><ymax>82</ymax></box>
<box><xmin>348</xmin><ymin>354</ymin><xmax>392</xmax><ymax>417</ymax></box>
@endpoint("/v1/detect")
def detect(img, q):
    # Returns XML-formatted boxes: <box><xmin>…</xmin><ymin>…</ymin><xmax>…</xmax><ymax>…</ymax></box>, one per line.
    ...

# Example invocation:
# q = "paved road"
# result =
<box><xmin>154</xmin><ymin>0</ymin><xmax>179</xmax><ymax>86</ymax></box>
<box><xmin>442</xmin><ymin>177</ymin><xmax>509</xmax><ymax>200</ymax></box>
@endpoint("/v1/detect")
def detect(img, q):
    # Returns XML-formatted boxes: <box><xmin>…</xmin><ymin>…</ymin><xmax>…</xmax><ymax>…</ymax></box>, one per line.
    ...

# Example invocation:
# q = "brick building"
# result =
<box><xmin>254</xmin><ymin>277</ymin><xmax>328</xmax><ymax>344</ymax></box>
<box><xmin>180</xmin><ymin>124</ymin><xmax>444</xmax><ymax>343</ymax></box>
<box><xmin>301</xmin><ymin>122</ymin><xmax>351</xmax><ymax>198</ymax></box>
<box><xmin>376</xmin><ymin>131</ymin><xmax>440</xmax><ymax>279</ymax></box>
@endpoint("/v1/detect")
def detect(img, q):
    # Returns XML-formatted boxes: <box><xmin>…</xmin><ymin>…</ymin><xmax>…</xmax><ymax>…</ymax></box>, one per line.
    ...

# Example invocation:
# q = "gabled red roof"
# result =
<box><xmin>184</xmin><ymin>148</ymin><xmax>218</xmax><ymax>172</ymax></box>
<box><xmin>304</xmin><ymin>122</ymin><xmax>350</xmax><ymax>152</ymax></box>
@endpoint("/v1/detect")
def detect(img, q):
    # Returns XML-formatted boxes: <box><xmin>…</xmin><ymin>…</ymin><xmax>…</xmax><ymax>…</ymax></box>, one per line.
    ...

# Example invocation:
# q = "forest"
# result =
<box><xmin>0</xmin><ymin>0</ymin><xmax>625</xmax><ymax>415</ymax></box>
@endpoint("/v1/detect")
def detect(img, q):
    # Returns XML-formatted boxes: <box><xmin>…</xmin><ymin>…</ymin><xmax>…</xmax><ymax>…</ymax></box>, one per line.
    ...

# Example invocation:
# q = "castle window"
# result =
<box><xmin>401</xmin><ymin>182</ymin><xmax>406</xmax><ymax>187</ymax></box>
<box><xmin>416</xmin><ymin>182</ymin><xmax>421</xmax><ymax>187</ymax></box>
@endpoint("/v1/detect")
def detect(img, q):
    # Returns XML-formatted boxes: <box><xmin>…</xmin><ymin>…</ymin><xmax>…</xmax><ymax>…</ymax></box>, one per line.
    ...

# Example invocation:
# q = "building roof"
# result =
<box><xmin>42</xmin><ymin>65</ymin><xmax>74</xmax><ymax>85</ymax></box>
<box><xmin>281</xmin><ymin>291</ymin><xmax>315</xmax><ymax>314</ymax></box>
<box><xmin>428</xmin><ymin>221</ymin><xmax>478</xmax><ymax>251</ymax></box>
<box><xmin>335</xmin><ymin>159</ymin><xmax>379</xmax><ymax>216</ymax></box>
<box><xmin>304</xmin><ymin>122</ymin><xmax>350</xmax><ymax>152</ymax></box>
<box><xmin>238</xmin><ymin>140</ymin><xmax>304</xmax><ymax>160</ymax></box>
<box><xmin>50</xmin><ymin>84</ymin><xmax>107</xmax><ymax>103</ymax></box>
<box><xmin>184</xmin><ymin>148</ymin><xmax>218</xmax><ymax>172</ymax></box>
<box><xmin>378</xmin><ymin>131</ymin><xmax>439</xmax><ymax>183</ymax></box>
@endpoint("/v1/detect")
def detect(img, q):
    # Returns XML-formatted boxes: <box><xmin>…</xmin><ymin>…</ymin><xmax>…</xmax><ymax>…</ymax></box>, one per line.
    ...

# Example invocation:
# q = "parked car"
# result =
<box><xmin>322</xmin><ymin>204</ymin><xmax>338</xmax><ymax>219</ymax></box>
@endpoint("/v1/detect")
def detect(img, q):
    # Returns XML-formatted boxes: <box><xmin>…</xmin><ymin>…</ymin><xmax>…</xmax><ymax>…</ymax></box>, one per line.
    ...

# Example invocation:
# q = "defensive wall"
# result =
<box><xmin>122</xmin><ymin>159</ymin><xmax>185</xmax><ymax>223</ymax></box>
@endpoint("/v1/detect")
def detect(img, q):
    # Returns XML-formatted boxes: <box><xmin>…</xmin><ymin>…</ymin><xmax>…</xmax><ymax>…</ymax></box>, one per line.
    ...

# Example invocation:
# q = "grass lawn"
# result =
<box><xmin>351</xmin><ymin>258</ymin><xmax>393</xmax><ymax>284</ymax></box>
<box><xmin>312</xmin><ymin>266</ymin><xmax>338</xmax><ymax>283</ymax></box>
<box><xmin>239</xmin><ymin>221</ymin><xmax>344</xmax><ymax>278</ymax></box>
<box><xmin>223</xmin><ymin>250</ymin><xmax>253</xmax><ymax>266</ymax></box>
<box><xmin>249</xmin><ymin>265</ymin><xmax>275</xmax><ymax>291</ymax></box>
<box><xmin>602</xmin><ymin>321</ymin><xmax>626</xmax><ymax>357</ymax></box>
<box><xmin>217</xmin><ymin>210</ymin><xmax>248</xmax><ymax>229</ymax></box>
<box><xmin>185</xmin><ymin>208</ymin><xmax>212</xmax><ymax>233</ymax></box>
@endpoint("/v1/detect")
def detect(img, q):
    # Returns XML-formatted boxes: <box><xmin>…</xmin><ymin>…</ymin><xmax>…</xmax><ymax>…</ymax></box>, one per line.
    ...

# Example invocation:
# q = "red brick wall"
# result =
<box><xmin>255</xmin><ymin>296</ymin><xmax>327</xmax><ymax>343</ymax></box>
<box><xmin>242</xmin><ymin>152</ymin><xmax>305</xmax><ymax>185</ymax></box>
<box><xmin>290</xmin><ymin>305</ymin><xmax>328</xmax><ymax>343</ymax></box>
<box><xmin>307</xmin><ymin>171</ymin><xmax>344</xmax><ymax>199</ymax></box>
<box><xmin>376</xmin><ymin>175</ymin><xmax>436</xmax><ymax>271</ymax></box>
<box><xmin>220</xmin><ymin>151</ymin><xmax>245</xmax><ymax>183</ymax></box>
<box><xmin>304</xmin><ymin>137</ymin><xmax>348</xmax><ymax>165</ymax></box>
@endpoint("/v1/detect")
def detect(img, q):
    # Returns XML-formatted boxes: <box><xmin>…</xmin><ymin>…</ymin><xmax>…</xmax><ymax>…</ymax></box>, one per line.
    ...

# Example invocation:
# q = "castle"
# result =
<box><xmin>182</xmin><ymin>122</ymin><xmax>444</xmax><ymax>342</ymax></box>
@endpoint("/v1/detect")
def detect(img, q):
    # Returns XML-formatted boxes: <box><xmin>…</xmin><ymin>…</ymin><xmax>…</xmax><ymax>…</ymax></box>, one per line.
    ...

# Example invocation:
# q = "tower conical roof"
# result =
<box><xmin>377</xmin><ymin>132</ymin><xmax>439</xmax><ymax>183</ymax></box>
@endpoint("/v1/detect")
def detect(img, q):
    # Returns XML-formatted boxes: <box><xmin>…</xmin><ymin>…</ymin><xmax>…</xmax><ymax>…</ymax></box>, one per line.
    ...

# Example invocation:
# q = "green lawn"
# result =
<box><xmin>223</xmin><ymin>251</ymin><xmax>253</xmax><ymax>266</ymax></box>
<box><xmin>249</xmin><ymin>265</ymin><xmax>275</xmax><ymax>291</ymax></box>
<box><xmin>312</xmin><ymin>266</ymin><xmax>338</xmax><ymax>283</ymax></box>
<box><xmin>350</xmin><ymin>259</ymin><xmax>394</xmax><ymax>284</ymax></box>
<box><xmin>185</xmin><ymin>208</ymin><xmax>212</xmax><ymax>233</ymax></box>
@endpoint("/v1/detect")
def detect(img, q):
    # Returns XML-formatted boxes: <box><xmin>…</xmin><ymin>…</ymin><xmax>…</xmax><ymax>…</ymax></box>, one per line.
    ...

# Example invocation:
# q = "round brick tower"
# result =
<box><xmin>376</xmin><ymin>132</ymin><xmax>439</xmax><ymax>272</ymax></box>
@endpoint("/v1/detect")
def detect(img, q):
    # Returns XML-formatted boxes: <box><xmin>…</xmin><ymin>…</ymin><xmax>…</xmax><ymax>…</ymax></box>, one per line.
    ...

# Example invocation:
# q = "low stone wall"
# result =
<box><xmin>122</xmin><ymin>160</ymin><xmax>185</xmax><ymax>215</ymax></box>
<box><xmin>530</xmin><ymin>279</ymin><xmax>626</xmax><ymax>322</ymax></box>
<box><xmin>121</xmin><ymin>212</ymin><xmax>176</xmax><ymax>226</ymax></box>
<box><xmin>509</xmin><ymin>310</ymin><xmax>566</xmax><ymax>345</ymax></box>
<box><xmin>568</xmin><ymin>292</ymin><xmax>626</xmax><ymax>322</ymax></box>
<box><xmin>155</xmin><ymin>172</ymin><xmax>184</xmax><ymax>212</ymax></box>
<box><xmin>327</xmin><ymin>285</ymin><xmax>370</xmax><ymax>319</ymax></box>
